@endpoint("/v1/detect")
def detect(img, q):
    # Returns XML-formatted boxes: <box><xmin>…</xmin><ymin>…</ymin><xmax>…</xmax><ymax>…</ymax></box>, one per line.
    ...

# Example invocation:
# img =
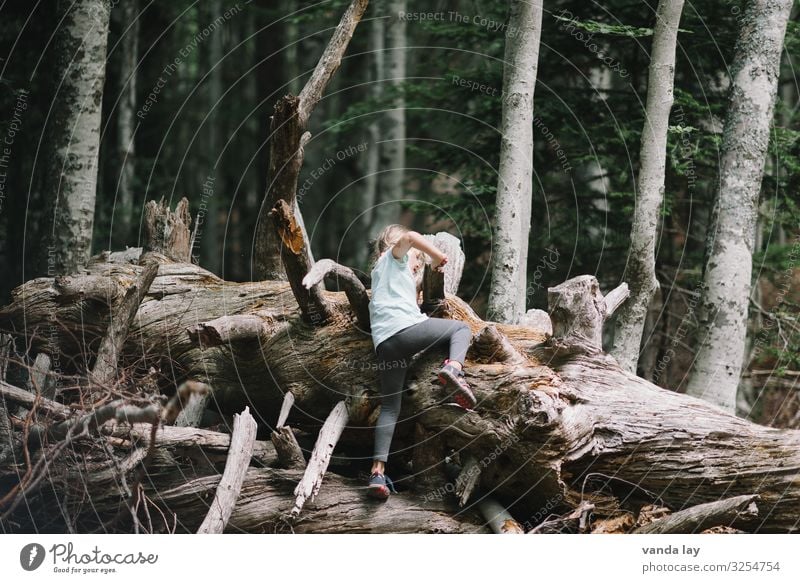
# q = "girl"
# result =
<box><xmin>367</xmin><ymin>224</ymin><xmax>475</xmax><ymax>500</ymax></box>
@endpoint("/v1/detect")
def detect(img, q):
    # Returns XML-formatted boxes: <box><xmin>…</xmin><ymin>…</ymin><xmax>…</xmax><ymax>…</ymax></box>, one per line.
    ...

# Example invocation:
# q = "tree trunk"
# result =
<box><xmin>611</xmin><ymin>0</ymin><xmax>684</xmax><ymax>373</ymax></box>
<box><xmin>357</xmin><ymin>0</ymin><xmax>385</xmax><ymax>267</ymax></box>
<box><xmin>4</xmin><ymin>256</ymin><xmax>800</xmax><ymax>532</ymax></box>
<box><xmin>685</xmin><ymin>0</ymin><xmax>794</xmax><ymax>411</ymax></box>
<box><xmin>486</xmin><ymin>0</ymin><xmax>543</xmax><ymax>324</ymax></box>
<box><xmin>43</xmin><ymin>0</ymin><xmax>111</xmax><ymax>276</ymax></box>
<box><xmin>201</xmin><ymin>0</ymin><xmax>223</xmax><ymax>275</ymax></box>
<box><xmin>253</xmin><ymin>0</ymin><xmax>370</xmax><ymax>280</ymax></box>
<box><xmin>112</xmin><ymin>0</ymin><xmax>139</xmax><ymax>249</ymax></box>
<box><xmin>372</xmin><ymin>0</ymin><xmax>405</xmax><ymax>230</ymax></box>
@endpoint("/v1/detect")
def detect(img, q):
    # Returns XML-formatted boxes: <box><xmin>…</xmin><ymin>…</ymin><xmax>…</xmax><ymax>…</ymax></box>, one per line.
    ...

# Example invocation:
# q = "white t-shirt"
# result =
<box><xmin>369</xmin><ymin>250</ymin><xmax>428</xmax><ymax>351</ymax></box>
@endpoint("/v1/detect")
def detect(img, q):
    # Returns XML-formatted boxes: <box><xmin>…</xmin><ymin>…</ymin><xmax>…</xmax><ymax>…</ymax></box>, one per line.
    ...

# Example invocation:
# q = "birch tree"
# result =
<box><xmin>44</xmin><ymin>0</ymin><xmax>111</xmax><ymax>275</ymax></box>
<box><xmin>611</xmin><ymin>0</ymin><xmax>685</xmax><ymax>373</ymax></box>
<box><xmin>486</xmin><ymin>0</ymin><xmax>543</xmax><ymax>324</ymax></box>
<box><xmin>685</xmin><ymin>0</ymin><xmax>794</xmax><ymax>411</ymax></box>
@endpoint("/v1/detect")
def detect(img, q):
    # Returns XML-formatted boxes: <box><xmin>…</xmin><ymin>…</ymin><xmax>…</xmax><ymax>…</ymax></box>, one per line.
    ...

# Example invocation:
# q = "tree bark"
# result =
<box><xmin>197</xmin><ymin>407</ymin><xmax>258</xmax><ymax>533</ymax></box>
<box><xmin>112</xmin><ymin>0</ymin><xmax>139</xmax><ymax>249</ymax></box>
<box><xmin>43</xmin><ymin>0</ymin><xmax>111</xmax><ymax>276</ymax></box>
<box><xmin>201</xmin><ymin>0</ymin><xmax>223</xmax><ymax>275</ymax></box>
<box><xmin>486</xmin><ymin>0</ymin><xmax>543</xmax><ymax>324</ymax></box>
<box><xmin>358</xmin><ymin>0</ymin><xmax>386</xmax><ymax>266</ymax></box>
<box><xmin>612</xmin><ymin>0</ymin><xmax>684</xmax><ymax>373</ymax></box>
<box><xmin>4</xmin><ymin>258</ymin><xmax>800</xmax><ymax>532</ymax></box>
<box><xmin>372</xmin><ymin>0</ymin><xmax>405</xmax><ymax>230</ymax></box>
<box><xmin>686</xmin><ymin>0</ymin><xmax>794</xmax><ymax>411</ymax></box>
<box><xmin>253</xmin><ymin>0</ymin><xmax>370</xmax><ymax>280</ymax></box>
<box><xmin>632</xmin><ymin>494</ymin><xmax>759</xmax><ymax>534</ymax></box>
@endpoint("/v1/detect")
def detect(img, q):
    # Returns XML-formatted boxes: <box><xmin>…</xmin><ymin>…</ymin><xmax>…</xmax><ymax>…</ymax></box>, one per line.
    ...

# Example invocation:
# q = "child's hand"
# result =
<box><xmin>432</xmin><ymin>254</ymin><xmax>448</xmax><ymax>273</ymax></box>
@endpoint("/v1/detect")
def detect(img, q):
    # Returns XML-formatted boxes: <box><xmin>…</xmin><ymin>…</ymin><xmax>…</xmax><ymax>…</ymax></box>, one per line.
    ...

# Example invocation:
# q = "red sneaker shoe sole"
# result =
<box><xmin>438</xmin><ymin>371</ymin><xmax>477</xmax><ymax>409</ymax></box>
<box><xmin>368</xmin><ymin>484</ymin><xmax>390</xmax><ymax>500</ymax></box>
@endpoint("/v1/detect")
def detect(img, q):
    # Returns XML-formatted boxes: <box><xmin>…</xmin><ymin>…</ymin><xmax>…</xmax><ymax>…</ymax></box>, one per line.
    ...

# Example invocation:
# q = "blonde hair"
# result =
<box><xmin>369</xmin><ymin>224</ymin><xmax>424</xmax><ymax>271</ymax></box>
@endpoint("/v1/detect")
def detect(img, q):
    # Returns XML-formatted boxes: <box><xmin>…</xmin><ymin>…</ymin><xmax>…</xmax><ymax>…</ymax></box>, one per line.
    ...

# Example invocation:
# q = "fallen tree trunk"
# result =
<box><xmin>197</xmin><ymin>407</ymin><xmax>258</xmax><ymax>533</ymax></box>
<box><xmin>1</xmin><ymin>413</ymin><xmax>483</xmax><ymax>533</ymax></box>
<box><xmin>632</xmin><ymin>494</ymin><xmax>760</xmax><ymax>534</ymax></box>
<box><xmin>2</xmin><ymin>258</ymin><xmax>800</xmax><ymax>532</ymax></box>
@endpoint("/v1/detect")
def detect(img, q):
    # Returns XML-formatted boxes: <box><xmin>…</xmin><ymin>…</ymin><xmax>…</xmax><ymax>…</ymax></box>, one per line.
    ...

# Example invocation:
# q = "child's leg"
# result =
<box><xmin>388</xmin><ymin>318</ymin><xmax>471</xmax><ymax>365</ymax></box>
<box><xmin>372</xmin><ymin>343</ymin><xmax>409</xmax><ymax>465</ymax></box>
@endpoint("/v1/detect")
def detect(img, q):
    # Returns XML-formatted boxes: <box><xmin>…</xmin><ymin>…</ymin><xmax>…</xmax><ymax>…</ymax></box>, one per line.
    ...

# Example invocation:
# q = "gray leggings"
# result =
<box><xmin>373</xmin><ymin>318</ymin><xmax>471</xmax><ymax>463</ymax></box>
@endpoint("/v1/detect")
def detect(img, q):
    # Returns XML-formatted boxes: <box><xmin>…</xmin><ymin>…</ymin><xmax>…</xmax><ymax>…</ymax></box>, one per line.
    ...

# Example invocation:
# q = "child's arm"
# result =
<box><xmin>392</xmin><ymin>231</ymin><xmax>448</xmax><ymax>270</ymax></box>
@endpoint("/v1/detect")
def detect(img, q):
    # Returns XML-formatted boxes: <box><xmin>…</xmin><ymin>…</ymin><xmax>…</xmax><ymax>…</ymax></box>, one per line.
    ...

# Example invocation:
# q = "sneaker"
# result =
<box><xmin>367</xmin><ymin>472</ymin><xmax>396</xmax><ymax>500</ymax></box>
<box><xmin>437</xmin><ymin>358</ymin><xmax>477</xmax><ymax>410</ymax></box>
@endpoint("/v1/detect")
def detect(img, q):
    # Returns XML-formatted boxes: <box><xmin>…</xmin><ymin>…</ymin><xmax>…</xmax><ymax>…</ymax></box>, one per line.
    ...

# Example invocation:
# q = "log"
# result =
<box><xmin>25</xmin><ymin>461</ymin><xmax>486</xmax><ymax>533</ymax></box>
<box><xmin>187</xmin><ymin>315</ymin><xmax>269</xmax><ymax>347</ymax></box>
<box><xmin>197</xmin><ymin>407</ymin><xmax>258</xmax><ymax>533</ymax></box>
<box><xmin>54</xmin><ymin>275</ymin><xmax>121</xmax><ymax>304</ymax></box>
<box><xmin>422</xmin><ymin>264</ymin><xmax>446</xmax><ymax>316</ymax></box>
<box><xmin>420</xmin><ymin>233</ymin><xmax>466</xmax><ymax>317</ymax></box>
<box><xmin>174</xmin><ymin>382</ymin><xmax>211</xmax><ymax>428</ymax></box>
<box><xmin>269</xmin><ymin>199</ymin><xmax>334</xmax><ymax>325</ymax></box>
<box><xmin>454</xmin><ymin>455</ymin><xmax>481</xmax><ymax>507</ymax></box>
<box><xmin>144</xmin><ymin>198</ymin><xmax>192</xmax><ymax>262</ymax></box>
<box><xmin>467</xmin><ymin>325</ymin><xmax>527</xmax><ymax>365</ymax></box>
<box><xmin>271</xmin><ymin>393</ymin><xmax>305</xmax><ymax>470</ymax></box>
<box><xmin>519</xmin><ymin>309</ymin><xmax>553</xmax><ymax>336</ymax></box>
<box><xmin>254</xmin><ymin>0</ymin><xmax>370</xmax><ymax>281</ymax></box>
<box><xmin>4</xmin><ymin>259</ymin><xmax>800</xmax><ymax>532</ymax></box>
<box><xmin>302</xmin><ymin>259</ymin><xmax>370</xmax><ymax>332</ymax></box>
<box><xmin>0</xmin><ymin>334</ymin><xmax>14</xmax><ymax>464</ymax></box>
<box><xmin>291</xmin><ymin>401</ymin><xmax>348</xmax><ymax>516</ymax></box>
<box><xmin>0</xmin><ymin>379</ymin><xmax>72</xmax><ymax>420</ymax></box>
<box><xmin>632</xmin><ymin>494</ymin><xmax>760</xmax><ymax>534</ymax></box>
<box><xmin>28</xmin><ymin>353</ymin><xmax>54</xmax><ymax>400</ymax></box>
<box><xmin>90</xmin><ymin>258</ymin><xmax>158</xmax><ymax>390</ymax></box>
<box><xmin>103</xmin><ymin>422</ymin><xmax>277</xmax><ymax>468</ymax></box>
<box><xmin>548</xmin><ymin>275</ymin><xmax>629</xmax><ymax>348</ymax></box>
<box><xmin>276</xmin><ymin>392</ymin><xmax>295</xmax><ymax>430</ymax></box>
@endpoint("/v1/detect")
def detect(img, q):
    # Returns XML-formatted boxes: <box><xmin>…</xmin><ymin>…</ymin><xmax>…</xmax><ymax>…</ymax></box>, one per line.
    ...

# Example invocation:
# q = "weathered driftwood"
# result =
<box><xmin>548</xmin><ymin>275</ymin><xmax>629</xmax><ymax>348</ymax></box>
<box><xmin>291</xmin><ymin>400</ymin><xmax>348</xmax><ymax>516</ymax></box>
<box><xmin>103</xmin><ymin>422</ymin><xmax>277</xmax><ymax>468</ymax></box>
<box><xmin>455</xmin><ymin>455</ymin><xmax>481</xmax><ymax>507</ymax></box>
<box><xmin>60</xmin><ymin>462</ymin><xmax>486</xmax><ymax>533</ymax></box>
<box><xmin>269</xmin><ymin>199</ymin><xmax>334</xmax><ymax>325</ymax></box>
<box><xmin>424</xmin><ymin>232</ymin><xmax>466</xmax><ymax>295</ymax></box>
<box><xmin>254</xmin><ymin>0</ymin><xmax>370</xmax><ymax>280</ymax></box>
<box><xmin>4</xmin><ymin>261</ymin><xmax>800</xmax><ymax>532</ymax></box>
<box><xmin>145</xmin><ymin>197</ymin><xmax>192</xmax><ymax>262</ymax></box>
<box><xmin>276</xmin><ymin>391</ymin><xmax>295</xmax><ymax>430</ymax></box>
<box><xmin>519</xmin><ymin>308</ymin><xmax>553</xmax><ymax>336</ymax></box>
<box><xmin>90</xmin><ymin>258</ymin><xmax>158</xmax><ymax>390</ymax></box>
<box><xmin>0</xmin><ymin>334</ymin><xmax>14</xmax><ymax>464</ymax></box>
<box><xmin>632</xmin><ymin>494</ymin><xmax>760</xmax><ymax>534</ymax></box>
<box><xmin>28</xmin><ymin>353</ymin><xmax>54</xmax><ymax>400</ymax></box>
<box><xmin>54</xmin><ymin>274</ymin><xmax>121</xmax><ymax>304</ymax></box>
<box><xmin>422</xmin><ymin>264</ymin><xmax>446</xmax><ymax>317</ymax></box>
<box><xmin>271</xmin><ymin>393</ymin><xmax>305</xmax><ymax>470</ymax></box>
<box><xmin>302</xmin><ymin>259</ymin><xmax>370</xmax><ymax>332</ymax></box>
<box><xmin>174</xmin><ymin>381</ymin><xmax>211</xmax><ymax>428</ymax></box>
<box><xmin>0</xmin><ymin>379</ymin><xmax>72</xmax><ymax>420</ymax></box>
<box><xmin>197</xmin><ymin>407</ymin><xmax>258</xmax><ymax>534</ymax></box>
<box><xmin>468</xmin><ymin>324</ymin><xmax>527</xmax><ymax>365</ymax></box>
